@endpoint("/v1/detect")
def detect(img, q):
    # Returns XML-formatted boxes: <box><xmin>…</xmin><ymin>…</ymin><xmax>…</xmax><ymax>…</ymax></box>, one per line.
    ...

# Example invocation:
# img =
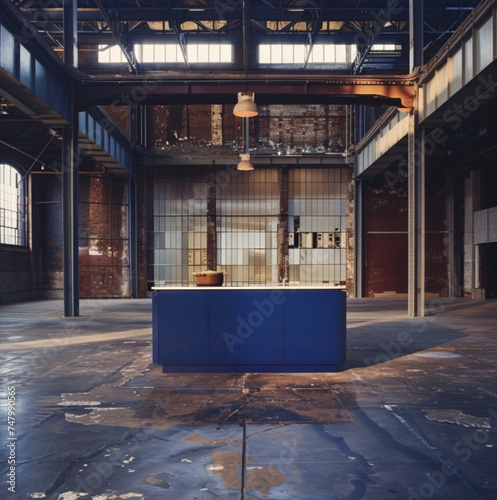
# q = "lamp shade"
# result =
<box><xmin>233</xmin><ymin>92</ymin><xmax>258</xmax><ymax>117</ymax></box>
<box><xmin>237</xmin><ymin>153</ymin><xmax>254</xmax><ymax>171</ymax></box>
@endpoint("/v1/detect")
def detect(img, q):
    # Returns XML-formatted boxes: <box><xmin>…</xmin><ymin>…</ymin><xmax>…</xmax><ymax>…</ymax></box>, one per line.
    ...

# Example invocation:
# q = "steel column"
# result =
<box><xmin>63</xmin><ymin>0</ymin><xmax>78</xmax><ymax>68</ymax></box>
<box><xmin>353</xmin><ymin>178</ymin><xmax>364</xmax><ymax>298</ymax></box>
<box><xmin>62</xmin><ymin>109</ymin><xmax>79</xmax><ymax>317</ymax></box>
<box><xmin>448</xmin><ymin>168</ymin><xmax>457</xmax><ymax>298</ymax></box>
<box><xmin>409</xmin><ymin>0</ymin><xmax>423</xmax><ymax>72</ymax></box>
<box><xmin>408</xmin><ymin>0</ymin><xmax>424</xmax><ymax>315</ymax></box>
<box><xmin>407</xmin><ymin>104</ymin><xmax>425</xmax><ymax>317</ymax></box>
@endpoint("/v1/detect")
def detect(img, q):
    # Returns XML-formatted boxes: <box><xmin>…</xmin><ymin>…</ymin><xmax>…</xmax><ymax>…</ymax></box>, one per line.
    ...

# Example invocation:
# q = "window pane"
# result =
<box><xmin>197</xmin><ymin>44</ymin><xmax>209</xmax><ymax>62</ymax></box>
<box><xmin>187</xmin><ymin>45</ymin><xmax>198</xmax><ymax>63</ymax></box>
<box><xmin>335</xmin><ymin>45</ymin><xmax>346</xmax><ymax>62</ymax></box>
<box><xmin>220</xmin><ymin>45</ymin><xmax>232</xmax><ymax>62</ymax></box>
<box><xmin>98</xmin><ymin>45</ymin><xmax>110</xmax><ymax>63</ymax></box>
<box><xmin>142</xmin><ymin>44</ymin><xmax>154</xmax><ymax>63</ymax></box>
<box><xmin>165</xmin><ymin>44</ymin><xmax>178</xmax><ymax>62</ymax></box>
<box><xmin>324</xmin><ymin>44</ymin><xmax>335</xmax><ymax>62</ymax></box>
<box><xmin>155</xmin><ymin>44</ymin><xmax>166</xmax><ymax>62</ymax></box>
<box><xmin>109</xmin><ymin>45</ymin><xmax>124</xmax><ymax>62</ymax></box>
<box><xmin>293</xmin><ymin>45</ymin><xmax>305</xmax><ymax>63</ymax></box>
<box><xmin>310</xmin><ymin>44</ymin><xmax>324</xmax><ymax>63</ymax></box>
<box><xmin>282</xmin><ymin>45</ymin><xmax>294</xmax><ymax>63</ymax></box>
<box><xmin>271</xmin><ymin>44</ymin><xmax>282</xmax><ymax>63</ymax></box>
<box><xmin>0</xmin><ymin>164</ymin><xmax>26</xmax><ymax>246</ymax></box>
<box><xmin>259</xmin><ymin>44</ymin><xmax>270</xmax><ymax>63</ymax></box>
<box><xmin>209</xmin><ymin>44</ymin><xmax>220</xmax><ymax>62</ymax></box>
<box><xmin>350</xmin><ymin>44</ymin><xmax>357</xmax><ymax>63</ymax></box>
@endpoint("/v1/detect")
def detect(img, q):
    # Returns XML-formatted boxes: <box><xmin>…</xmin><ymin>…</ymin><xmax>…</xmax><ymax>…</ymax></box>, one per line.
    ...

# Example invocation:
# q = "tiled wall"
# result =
<box><xmin>289</xmin><ymin>168</ymin><xmax>348</xmax><ymax>286</ymax></box>
<box><xmin>147</xmin><ymin>167</ymin><xmax>208</xmax><ymax>286</ymax></box>
<box><xmin>216</xmin><ymin>168</ymin><xmax>280</xmax><ymax>285</ymax></box>
<box><xmin>147</xmin><ymin>166</ymin><xmax>348</xmax><ymax>288</ymax></box>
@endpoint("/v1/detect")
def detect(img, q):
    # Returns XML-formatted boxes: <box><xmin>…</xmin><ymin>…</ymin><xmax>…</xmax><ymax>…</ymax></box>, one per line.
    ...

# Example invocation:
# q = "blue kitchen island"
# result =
<box><xmin>152</xmin><ymin>286</ymin><xmax>346</xmax><ymax>373</ymax></box>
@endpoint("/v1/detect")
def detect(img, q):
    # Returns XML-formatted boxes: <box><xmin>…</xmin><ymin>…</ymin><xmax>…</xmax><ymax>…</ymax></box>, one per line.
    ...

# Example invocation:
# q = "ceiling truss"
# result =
<box><xmin>10</xmin><ymin>0</ymin><xmax>480</xmax><ymax>74</ymax></box>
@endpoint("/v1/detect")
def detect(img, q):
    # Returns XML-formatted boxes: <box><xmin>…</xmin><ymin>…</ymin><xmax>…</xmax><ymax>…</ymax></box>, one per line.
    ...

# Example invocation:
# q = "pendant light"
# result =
<box><xmin>237</xmin><ymin>153</ymin><xmax>254</xmax><ymax>171</ymax></box>
<box><xmin>233</xmin><ymin>92</ymin><xmax>258</xmax><ymax>118</ymax></box>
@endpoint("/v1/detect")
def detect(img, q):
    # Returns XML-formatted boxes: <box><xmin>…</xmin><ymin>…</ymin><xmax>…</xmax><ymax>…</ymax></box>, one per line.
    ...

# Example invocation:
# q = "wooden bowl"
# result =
<box><xmin>193</xmin><ymin>271</ymin><xmax>224</xmax><ymax>286</ymax></box>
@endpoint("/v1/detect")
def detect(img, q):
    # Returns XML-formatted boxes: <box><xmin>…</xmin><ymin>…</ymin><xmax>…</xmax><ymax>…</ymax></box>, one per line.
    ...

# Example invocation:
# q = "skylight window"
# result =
<box><xmin>98</xmin><ymin>44</ymin><xmax>233</xmax><ymax>64</ymax></box>
<box><xmin>258</xmin><ymin>44</ymin><xmax>357</xmax><ymax>65</ymax></box>
<box><xmin>137</xmin><ymin>44</ymin><xmax>180</xmax><ymax>63</ymax></box>
<box><xmin>371</xmin><ymin>44</ymin><xmax>400</xmax><ymax>51</ymax></box>
<box><xmin>98</xmin><ymin>45</ymin><xmax>127</xmax><ymax>63</ymax></box>
<box><xmin>186</xmin><ymin>44</ymin><xmax>232</xmax><ymax>63</ymax></box>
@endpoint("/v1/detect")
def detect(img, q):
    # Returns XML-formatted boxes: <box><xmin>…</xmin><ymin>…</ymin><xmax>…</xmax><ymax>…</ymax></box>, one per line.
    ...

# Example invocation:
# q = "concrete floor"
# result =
<box><xmin>0</xmin><ymin>297</ymin><xmax>496</xmax><ymax>500</ymax></box>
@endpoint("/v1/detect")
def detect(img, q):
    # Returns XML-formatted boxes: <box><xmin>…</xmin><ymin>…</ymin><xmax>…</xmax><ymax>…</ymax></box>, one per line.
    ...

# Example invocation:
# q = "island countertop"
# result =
<box><xmin>151</xmin><ymin>285</ymin><xmax>344</xmax><ymax>291</ymax></box>
<box><xmin>152</xmin><ymin>287</ymin><xmax>346</xmax><ymax>373</ymax></box>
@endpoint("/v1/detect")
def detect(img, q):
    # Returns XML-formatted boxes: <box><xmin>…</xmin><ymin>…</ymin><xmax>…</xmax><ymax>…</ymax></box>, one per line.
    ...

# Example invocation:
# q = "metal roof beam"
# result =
<box><xmin>75</xmin><ymin>74</ymin><xmax>416</xmax><ymax>110</ymax></box>
<box><xmin>94</xmin><ymin>0</ymin><xmax>139</xmax><ymax>73</ymax></box>
<box><xmin>15</xmin><ymin>7</ymin><xmax>458</xmax><ymax>23</ymax></box>
<box><xmin>303</xmin><ymin>0</ymin><xmax>328</xmax><ymax>70</ymax></box>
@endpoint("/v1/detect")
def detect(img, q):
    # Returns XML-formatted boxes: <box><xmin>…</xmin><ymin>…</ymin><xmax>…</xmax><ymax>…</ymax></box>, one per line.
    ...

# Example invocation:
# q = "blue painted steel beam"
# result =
<box><xmin>62</xmin><ymin>116</ymin><xmax>80</xmax><ymax>317</ymax></box>
<box><xmin>78</xmin><ymin>107</ymin><xmax>133</xmax><ymax>173</ymax></box>
<box><xmin>63</xmin><ymin>0</ymin><xmax>78</xmax><ymax>68</ymax></box>
<box><xmin>0</xmin><ymin>0</ymin><xmax>133</xmax><ymax>173</ymax></box>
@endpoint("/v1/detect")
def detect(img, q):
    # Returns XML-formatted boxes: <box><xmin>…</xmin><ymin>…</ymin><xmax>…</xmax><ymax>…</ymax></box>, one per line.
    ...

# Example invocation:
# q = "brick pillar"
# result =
<box><xmin>278</xmin><ymin>166</ymin><xmax>289</xmax><ymax>283</ymax></box>
<box><xmin>206</xmin><ymin>175</ymin><xmax>217</xmax><ymax>271</ymax></box>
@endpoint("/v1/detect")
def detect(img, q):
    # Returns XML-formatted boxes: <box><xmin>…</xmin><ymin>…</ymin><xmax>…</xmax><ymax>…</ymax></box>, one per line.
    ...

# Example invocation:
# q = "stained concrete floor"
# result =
<box><xmin>0</xmin><ymin>296</ymin><xmax>497</xmax><ymax>500</ymax></box>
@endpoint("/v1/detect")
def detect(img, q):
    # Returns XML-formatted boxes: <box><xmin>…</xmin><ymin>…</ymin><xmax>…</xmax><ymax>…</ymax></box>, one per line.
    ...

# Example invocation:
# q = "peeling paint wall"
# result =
<box><xmin>255</xmin><ymin>104</ymin><xmax>346</xmax><ymax>154</ymax></box>
<box><xmin>33</xmin><ymin>168</ymin><xmax>134</xmax><ymax>299</ymax></box>
<box><xmin>147</xmin><ymin>104</ymin><xmax>346</xmax><ymax>155</ymax></box>
<box><xmin>346</xmin><ymin>169</ymin><xmax>355</xmax><ymax>296</ymax></box>
<box><xmin>79</xmin><ymin>175</ymin><xmax>130</xmax><ymax>298</ymax></box>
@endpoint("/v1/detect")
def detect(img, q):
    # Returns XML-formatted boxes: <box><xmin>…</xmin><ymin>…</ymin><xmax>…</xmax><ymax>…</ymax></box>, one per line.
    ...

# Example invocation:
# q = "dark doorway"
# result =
<box><xmin>480</xmin><ymin>242</ymin><xmax>497</xmax><ymax>298</ymax></box>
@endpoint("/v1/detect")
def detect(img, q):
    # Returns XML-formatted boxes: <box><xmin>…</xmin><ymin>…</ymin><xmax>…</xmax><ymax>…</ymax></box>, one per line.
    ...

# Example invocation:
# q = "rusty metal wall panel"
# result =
<box><xmin>365</xmin><ymin>233</ymin><xmax>408</xmax><ymax>296</ymax></box>
<box><xmin>364</xmin><ymin>175</ymin><xmax>408</xmax><ymax>296</ymax></box>
<box><xmin>364</xmin><ymin>165</ymin><xmax>450</xmax><ymax>296</ymax></box>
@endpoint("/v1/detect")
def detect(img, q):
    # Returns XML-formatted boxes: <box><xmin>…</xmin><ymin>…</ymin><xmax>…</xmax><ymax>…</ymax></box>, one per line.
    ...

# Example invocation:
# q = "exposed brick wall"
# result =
<box><xmin>255</xmin><ymin>105</ymin><xmax>346</xmax><ymax>154</ymax></box>
<box><xmin>148</xmin><ymin>104</ymin><xmax>347</xmax><ymax>155</ymax></box>
<box><xmin>136</xmin><ymin>168</ymin><xmax>148</xmax><ymax>297</ymax></box>
<box><xmin>346</xmin><ymin>168</ymin><xmax>355</xmax><ymax>297</ymax></box>
<box><xmin>34</xmin><ymin>169</ymin><xmax>133</xmax><ymax>299</ymax></box>
<box><xmin>79</xmin><ymin>175</ymin><xmax>130</xmax><ymax>298</ymax></box>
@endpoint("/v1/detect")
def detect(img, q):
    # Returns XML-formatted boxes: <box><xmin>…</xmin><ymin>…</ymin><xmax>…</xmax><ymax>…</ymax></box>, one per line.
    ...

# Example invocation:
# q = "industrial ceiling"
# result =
<box><xmin>11</xmin><ymin>0</ymin><xmax>480</xmax><ymax>74</ymax></box>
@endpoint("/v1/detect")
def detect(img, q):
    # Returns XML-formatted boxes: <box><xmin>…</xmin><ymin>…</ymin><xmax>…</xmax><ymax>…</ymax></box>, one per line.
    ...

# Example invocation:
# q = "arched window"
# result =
<box><xmin>0</xmin><ymin>163</ymin><xmax>27</xmax><ymax>246</ymax></box>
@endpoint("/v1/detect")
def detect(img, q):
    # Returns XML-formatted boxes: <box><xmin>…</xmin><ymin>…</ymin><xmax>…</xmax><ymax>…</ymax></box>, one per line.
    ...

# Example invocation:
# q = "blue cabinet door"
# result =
<box><xmin>284</xmin><ymin>290</ymin><xmax>345</xmax><ymax>365</ymax></box>
<box><xmin>208</xmin><ymin>290</ymin><xmax>285</xmax><ymax>365</ymax></box>
<box><xmin>154</xmin><ymin>291</ymin><xmax>209</xmax><ymax>365</ymax></box>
